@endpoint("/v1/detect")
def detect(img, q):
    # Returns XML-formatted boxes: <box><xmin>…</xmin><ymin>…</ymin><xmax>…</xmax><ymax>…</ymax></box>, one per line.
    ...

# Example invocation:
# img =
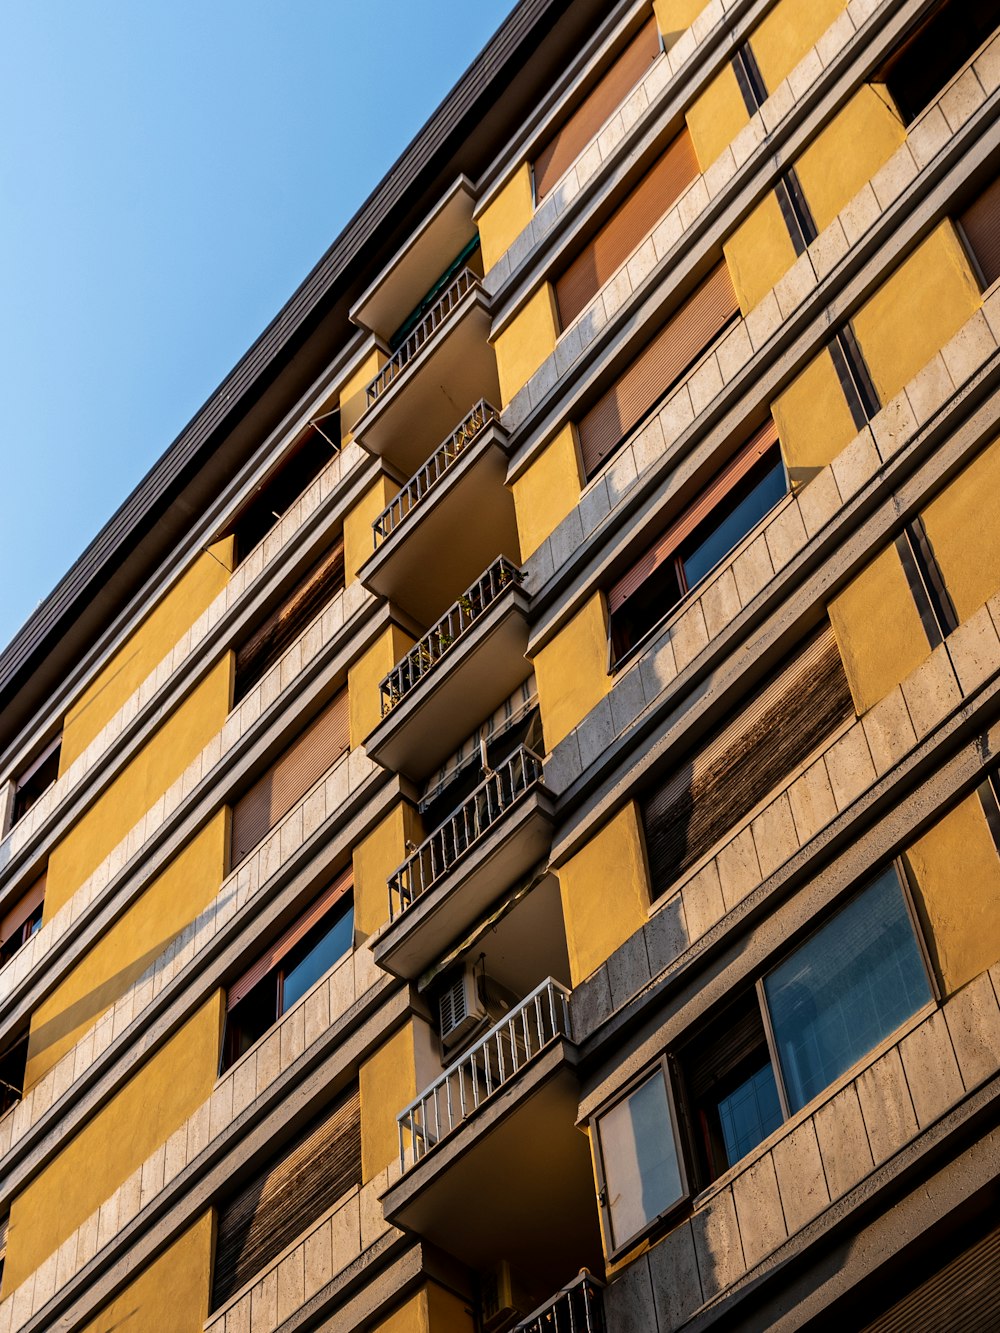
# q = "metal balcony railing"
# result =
<box><xmin>372</xmin><ymin>400</ymin><xmax>500</xmax><ymax>547</ymax></box>
<box><xmin>378</xmin><ymin>557</ymin><xmax>522</xmax><ymax>717</ymax></box>
<box><xmin>514</xmin><ymin>1271</ymin><xmax>607</xmax><ymax>1333</ymax></box>
<box><xmin>365</xmin><ymin>267</ymin><xmax>480</xmax><ymax>406</ymax></box>
<box><xmin>388</xmin><ymin>744</ymin><xmax>544</xmax><ymax>920</ymax></box>
<box><xmin>398</xmin><ymin>977</ymin><xmax>570</xmax><ymax>1169</ymax></box>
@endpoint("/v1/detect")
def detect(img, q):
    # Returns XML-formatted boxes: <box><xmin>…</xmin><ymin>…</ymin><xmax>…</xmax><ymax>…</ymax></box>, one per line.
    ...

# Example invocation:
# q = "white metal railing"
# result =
<box><xmin>514</xmin><ymin>1271</ymin><xmax>606</xmax><ymax>1332</ymax></box>
<box><xmin>365</xmin><ymin>266</ymin><xmax>480</xmax><ymax>405</ymax></box>
<box><xmin>397</xmin><ymin>978</ymin><xmax>571</xmax><ymax>1170</ymax></box>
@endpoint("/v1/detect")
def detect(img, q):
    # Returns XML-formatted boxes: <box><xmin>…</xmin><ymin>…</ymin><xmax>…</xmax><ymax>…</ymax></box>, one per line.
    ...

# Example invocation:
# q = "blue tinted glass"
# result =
<box><xmin>599</xmin><ymin>1070</ymin><xmax>684</xmax><ymax>1248</ymax></box>
<box><xmin>764</xmin><ymin>868</ymin><xmax>931</xmax><ymax>1112</ymax></box>
<box><xmin>282</xmin><ymin>904</ymin><xmax>354</xmax><ymax>1012</ymax></box>
<box><xmin>718</xmin><ymin>1061</ymin><xmax>783</xmax><ymax>1166</ymax></box>
<box><xmin>681</xmin><ymin>457</ymin><xmax>786</xmax><ymax>590</ymax></box>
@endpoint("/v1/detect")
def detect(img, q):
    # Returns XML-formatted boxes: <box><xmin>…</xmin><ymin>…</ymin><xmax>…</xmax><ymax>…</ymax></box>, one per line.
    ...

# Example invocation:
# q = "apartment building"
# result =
<box><xmin>0</xmin><ymin>0</ymin><xmax>998</xmax><ymax>1327</ymax></box>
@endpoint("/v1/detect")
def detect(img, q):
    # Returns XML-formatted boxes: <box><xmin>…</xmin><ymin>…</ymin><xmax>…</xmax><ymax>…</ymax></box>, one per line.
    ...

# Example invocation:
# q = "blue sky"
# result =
<box><xmin>0</xmin><ymin>0</ymin><xmax>514</xmax><ymax>650</ymax></box>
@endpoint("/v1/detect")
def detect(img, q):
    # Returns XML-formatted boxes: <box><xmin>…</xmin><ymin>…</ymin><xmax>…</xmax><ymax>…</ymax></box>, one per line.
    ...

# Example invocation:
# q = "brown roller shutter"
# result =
<box><xmin>212</xmin><ymin>1086</ymin><xmax>361</xmax><ymax>1309</ymax></box>
<box><xmin>862</xmin><ymin>1216</ymin><xmax>1000</xmax><ymax>1332</ymax></box>
<box><xmin>533</xmin><ymin>16</ymin><xmax>662</xmax><ymax>201</ymax></box>
<box><xmin>609</xmin><ymin>418</ymin><xmax>778</xmax><ymax>613</ymax></box>
<box><xmin>641</xmin><ymin>626</ymin><xmax>853</xmax><ymax>895</ymax></box>
<box><xmin>556</xmin><ymin>129</ymin><xmax>699</xmax><ymax>327</ymax></box>
<box><xmin>231</xmin><ymin>687</ymin><xmax>349</xmax><ymax>867</ymax></box>
<box><xmin>959</xmin><ymin>174</ymin><xmax>1000</xmax><ymax>289</ymax></box>
<box><xmin>578</xmin><ymin>261</ymin><xmax>739</xmax><ymax>478</ymax></box>
<box><xmin>234</xmin><ymin>538</ymin><xmax>345</xmax><ymax>704</ymax></box>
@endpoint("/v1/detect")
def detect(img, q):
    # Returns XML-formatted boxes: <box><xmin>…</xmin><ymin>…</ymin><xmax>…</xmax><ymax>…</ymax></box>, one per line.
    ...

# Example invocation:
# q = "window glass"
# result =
<box><xmin>764</xmin><ymin>867</ymin><xmax>931</xmax><ymax>1112</ymax></box>
<box><xmin>597</xmin><ymin>1068</ymin><xmax>684</xmax><ymax>1249</ymax></box>
<box><xmin>283</xmin><ymin>903</ymin><xmax>354</xmax><ymax>1011</ymax></box>
<box><xmin>680</xmin><ymin>455</ymin><xmax>786</xmax><ymax>589</ymax></box>
<box><xmin>717</xmin><ymin>1060</ymin><xmax>783</xmax><ymax>1166</ymax></box>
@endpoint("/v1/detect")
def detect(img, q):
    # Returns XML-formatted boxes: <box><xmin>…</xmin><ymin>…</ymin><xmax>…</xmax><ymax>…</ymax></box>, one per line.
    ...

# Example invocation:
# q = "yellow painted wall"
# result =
<box><xmin>794</xmin><ymin>88</ymin><xmax>906</xmax><ymax>233</ymax></box>
<box><xmin>338</xmin><ymin>348</ymin><xmax>383</xmax><ymax>445</ymax></box>
<box><xmin>26</xmin><ymin>813</ymin><xmax>227</xmax><ymax>1086</ymax></box>
<box><xmin>853</xmin><ymin>223</ymin><xmax>982</xmax><ymax>404</ymax></box>
<box><xmin>373</xmin><ymin>1283</ymin><xmax>472</xmax><ymax>1333</ymax></box>
<box><xmin>5</xmin><ymin>995</ymin><xmax>223</xmax><ymax>1288</ymax></box>
<box><xmin>344</xmin><ymin>472</ymin><xmax>397</xmax><ymax>585</ymax></box>
<box><xmin>45</xmin><ymin>655</ymin><xmax>233</xmax><ymax>918</ymax></box>
<box><xmin>751</xmin><ymin>0</ymin><xmax>846</xmax><ymax>92</ymax></box>
<box><xmin>60</xmin><ymin>541</ymin><xmax>234</xmax><ymax>773</ymax></box>
<box><xmin>653</xmin><ymin>0</ymin><xmax>704</xmax><ymax>41</ymax></box>
<box><xmin>723</xmin><ymin>193</ymin><xmax>798</xmax><ymax>315</ymax></box>
<box><xmin>494</xmin><ymin>286</ymin><xmax>559</xmax><ymax>406</ymax></box>
<box><xmin>686</xmin><ymin>64</ymin><xmax>750</xmax><ymax>173</ymax></box>
<box><xmin>905</xmin><ymin>796</ymin><xmax>1000</xmax><ymax>996</ymax></box>
<box><xmin>920</xmin><ymin>437</ymin><xmax>1000</xmax><ymax>622</ymax></box>
<box><xmin>479</xmin><ymin>165</ymin><xmax>534</xmax><ymax>274</ymax></box>
<box><xmin>512</xmin><ymin>425</ymin><xmax>583</xmax><ymax>559</ymax></box>
<box><xmin>828</xmin><ymin>545</ymin><xmax>929</xmax><ymax>713</ymax></box>
<box><xmin>360</xmin><ymin>1021</ymin><xmax>416</xmax><ymax>1181</ymax></box>
<box><xmin>348</xmin><ymin>625</ymin><xmax>415</xmax><ymax>750</ymax></box>
<box><xmin>80</xmin><ymin>1213</ymin><xmax>213</xmax><ymax>1333</ymax></box>
<box><xmin>534</xmin><ymin>594</ymin><xmax>612</xmax><ymax>749</ymax></box>
<box><xmin>558</xmin><ymin>803</ymin><xmax>650</xmax><ymax>984</ymax></box>
<box><xmin>353</xmin><ymin>802</ymin><xmax>423</xmax><ymax>938</ymax></box>
<box><xmin>772</xmin><ymin>348</ymin><xmax>859</xmax><ymax>480</ymax></box>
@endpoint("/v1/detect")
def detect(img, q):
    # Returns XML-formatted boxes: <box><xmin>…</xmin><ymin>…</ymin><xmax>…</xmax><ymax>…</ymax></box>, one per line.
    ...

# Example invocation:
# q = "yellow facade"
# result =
<box><xmin>723</xmin><ymin>194</ymin><xmax>798</xmax><ymax>315</ymax></box>
<box><xmin>81</xmin><ymin>1214</ymin><xmax>214</xmax><ymax>1333</ymax></box>
<box><xmin>511</xmin><ymin>425</ymin><xmax>584</xmax><ymax>558</ymax></box>
<box><xmin>353</xmin><ymin>801</ymin><xmax>424</xmax><ymax>938</ymax></box>
<box><xmin>653</xmin><ymin>0</ymin><xmax>704</xmax><ymax>40</ymax></box>
<box><xmin>751</xmin><ymin>0</ymin><xmax>846</xmax><ymax>91</ymax></box>
<box><xmin>338</xmin><ymin>348</ymin><xmax>383</xmax><ymax>445</ymax></box>
<box><xmin>374</xmin><ymin>1283</ymin><xmax>474</xmax><ymax>1333</ymax></box>
<box><xmin>920</xmin><ymin>437</ymin><xmax>1000</xmax><ymax>622</ymax></box>
<box><xmin>494</xmin><ymin>285</ymin><xmax>560</xmax><ymax>407</ymax></box>
<box><xmin>794</xmin><ymin>88</ymin><xmax>906</xmax><ymax>233</ymax></box>
<box><xmin>348</xmin><ymin>624</ymin><xmax>415</xmax><ymax>750</ymax></box>
<box><xmin>685</xmin><ymin>63</ymin><xmax>750</xmax><ymax>172</ymax></box>
<box><xmin>478</xmin><ymin>164</ymin><xmax>534</xmax><ymax>274</ymax></box>
<box><xmin>533</xmin><ymin>593</ymin><xmax>613</xmax><ymax>749</ymax></box>
<box><xmin>359</xmin><ymin>1020</ymin><xmax>418</xmax><ymax>1181</ymax></box>
<box><xmin>772</xmin><ymin>348</ymin><xmax>860</xmax><ymax>479</ymax></box>
<box><xmin>344</xmin><ymin>472</ymin><xmax>397</xmax><ymax>586</ymax></box>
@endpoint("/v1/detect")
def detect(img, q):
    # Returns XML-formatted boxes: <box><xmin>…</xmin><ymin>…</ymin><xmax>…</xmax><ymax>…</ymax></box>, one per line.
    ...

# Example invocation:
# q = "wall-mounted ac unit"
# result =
<box><xmin>438</xmin><ymin>963</ymin><xmax>487</xmax><ymax>1049</ymax></box>
<box><xmin>479</xmin><ymin>1260</ymin><xmax>531</xmax><ymax>1332</ymax></box>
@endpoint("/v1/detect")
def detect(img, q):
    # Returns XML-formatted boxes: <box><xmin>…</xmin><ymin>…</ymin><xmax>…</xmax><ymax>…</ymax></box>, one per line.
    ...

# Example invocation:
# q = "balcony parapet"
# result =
<box><xmin>398</xmin><ymin>977</ymin><xmax>570</xmax><ymax>1171</ymax></box>
<box><xmin>365</xmin><ymin>267</ymin><xmax>480</xmax><ymax>407</ymax></box>
<box><xmin>514</xmin><ymin>1270</ymin><xmax>606</xmax><ymax>1333</ymax></box>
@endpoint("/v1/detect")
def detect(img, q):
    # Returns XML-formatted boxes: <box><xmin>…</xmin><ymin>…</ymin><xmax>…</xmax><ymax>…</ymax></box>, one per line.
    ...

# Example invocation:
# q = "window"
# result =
<box><xmin>0</xmin><ymin>872</ymin><xmax>45</xmax><ymax>968</ymax></box>
<box><xmin>774</xmin><ymin>170</ymin><xmax>817</xmax><ymax>255</ymax></box>
<box><xmin>829</xmin><ymin>326</ymin><xmax>880</xmax><ymax>429</ymax></box>
<box><xmin>895</xmin><ymin>517</ymin><xmax>958</xmax><ymax>647</ymax></box>
<box><xmin>608</xmin><ymin>419</ymin><xmax>786</xmax><ymax>664</ymax></box>
<box><xmin>532</xmin><ymin>15</ymin><xmax>662</xmax><ymax>202</ymax></box>
<box><xmin>731</xmin><ymin>42</ymin><xmax>767</xmax><ymax>114</ymax></box>
<box><xmin>958</xmin><ymin>172</ymin><xmax>1000</xmax><ymax>291</ymax></box>
<box><xmin>221</xmin><ymin>870</ymin><xmax>353</xmax><ymax>1073</ymax></box>
<box><xmin>10</xmin><ymin>735</ymin><xmax>61</xmax><ymax>828</ymax></box>
<box><xmin>389</xmin><ymin>237</ymin><xmax>483</xmax><ymax>352</ymax></box>
<box><xmin>878</xmin><ymin>0</ymin><xmax>996</xmax><ymax>125</ymax></box>
<box><xmin>0</xmin><ymin>1034</ymin><xmax>28</xmax><ymax>1117</ymax></box>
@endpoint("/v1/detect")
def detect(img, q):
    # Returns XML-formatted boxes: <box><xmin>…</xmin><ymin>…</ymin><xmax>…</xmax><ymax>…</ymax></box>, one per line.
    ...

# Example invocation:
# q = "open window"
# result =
<box><xmin>958</xmin><ymin>172</ymin><xmax>1000</xmax><ymax>292</ymax></box>
<box><xmin>0</xmin><ymin>871</ymin><xmax>45</xmax><ymax>968</ymax></box>
<box><xmin>0</xmin><ymin>1033</ymin><xmax>28</xmax><ymax>1118</ymax></box>
<box><xmin>221</xmin><ymin>870</ymin><xmax>353</xmax><ymax>1073</ymax></box>
<box><xmin>608</xmin><ymin>419</ymin><xmax>786</xmax><ymax>664</ymax></box>
<box><xmin>877</xmin><ymin>0</ymin><xmax>996</xmax><ymax>125</ymax></box>
<box><xmin>9</xmin><ymin>735</ymin><xmax>61</xmax><ymax>828</ymax></box>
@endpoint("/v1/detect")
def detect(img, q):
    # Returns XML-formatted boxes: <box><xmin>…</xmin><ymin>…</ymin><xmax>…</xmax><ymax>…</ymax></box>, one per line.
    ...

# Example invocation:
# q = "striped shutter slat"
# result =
<box><xmin>959</xmin><ymin>174</ymin><xmax>1000</xmax><ymax>289</ymax></box>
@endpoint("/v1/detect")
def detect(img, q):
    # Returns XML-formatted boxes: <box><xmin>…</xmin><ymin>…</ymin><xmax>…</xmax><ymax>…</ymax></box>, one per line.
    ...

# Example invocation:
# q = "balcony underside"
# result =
<box><xmin>365</xmin><ymin>587</ymin><xmax>532</xmax><ymax>781</ymax></box>
<box><xmin>382</xmin><ymin>1045</ymin><xmax>602</xmax><ymax>1285</ymax></box>
<box><xmin>374</xmin><ymin>788</ymin><xmax>556</xmax><ymax>980</ymax></box>
<box><xmin>360</xmin><ymin>424</ymin><xmax>519</xmax><ymax>625</ymax></box>
<box><xmin>354</xmin><ymin>290</ymin><xmax>501</xmax><ymax>474</ymax></box>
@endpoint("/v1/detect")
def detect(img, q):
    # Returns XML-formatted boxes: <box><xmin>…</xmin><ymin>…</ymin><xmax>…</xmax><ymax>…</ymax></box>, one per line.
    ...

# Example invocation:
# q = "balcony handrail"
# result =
<box><xmin>372</xmin><ymin>400</ymin><xmax>500</xmax><ymax>547</ymax></box>
<box><xmin>365</xmin><ymin>266</ymin><xmax>480</xmax><ymax>406</ymax></box>
<box><xmin>388</xmin><ymin>744</ymin><xmax>544</xmax><ymax>920</ymax></box>
<box><xmin>397</xmin><ymin>977</ymin><xmax>571</xmax><ymax>1170</ymax></box>
<box><xmin>378</xmin><ymin>557</ymin><xmax>522</xmax><ymax>717</ymax></box>
<box><xmin>513</xmin><ymin>1270</ymin><xmax>607</xmax><ymax>1333</ymax></box>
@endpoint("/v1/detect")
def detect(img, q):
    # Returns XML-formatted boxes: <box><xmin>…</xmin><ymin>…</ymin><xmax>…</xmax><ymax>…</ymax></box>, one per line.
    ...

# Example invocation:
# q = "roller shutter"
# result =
<box><xmin>863</xmin><ymin>1216</ymin><xmax>1000</xmax><ymax>1332</ymax></box>
<box><xmin>959</xmin><ymin>174</ymin><xmax>1000</xmax><ymax>289</ymax></box>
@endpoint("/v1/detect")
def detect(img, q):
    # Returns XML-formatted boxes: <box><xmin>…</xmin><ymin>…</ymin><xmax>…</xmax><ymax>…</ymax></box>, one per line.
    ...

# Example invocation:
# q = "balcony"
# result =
<box><xmin>514</xmin><ymin>1272</ymin><xmax>606</xmax><ymax>1333</ymax></box>
<box><xmin>364</xmin><ymin>558</ymin><xmax>532</xmax><ymax>781</ymax></box>
<box><xmin>382</xmin><ymin>979</ymin><xmax>602</xmax><ymax>1283</ymax></box>
<box><xmin>360</xmin><ymin>401</ymin><xmax>520</xmax><ymax>624</ymax></box>
<box><xmin>353</xmin><ymin>267</ymin><xmax>500</xmax><ymax>473</ymax></box>
<box><xmin>373</xmin><ymin>745</ymin><xmax>556</xmax><ymax>980</ymax></box>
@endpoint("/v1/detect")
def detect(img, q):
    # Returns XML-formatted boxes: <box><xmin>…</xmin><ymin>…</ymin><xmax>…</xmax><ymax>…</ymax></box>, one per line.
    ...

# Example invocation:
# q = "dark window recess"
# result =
<box><xmin>641</xmin><ymin>625</ymin><xmax>853</xmax><ymax>893</ymax></box>
<box><xmin>775</xmin><ymin>169</ymin><xmax>818</xmax><ymax>255</ymax></box>
<box><xmin>878</xmin><ymin>0</ymin><xmax>996</xmax><ymax>125</ymax></box>
<box><xmin>212</xmin><ymin>1084</ymin><xmax>361</xmax><ymax>1309</ymax></box>
<box><xmin>233</xmin><ymin>538</ymin><xmax>345</xmax><ymax>704</ymax></box>
<box><xmin>895</xmin><ymin>517</ymin><xmax>959</xmax><ymax>648</ymax></box>
<box><xmin>609</xmin><ymin>420</ymin><xmax>786</xmax><ymax>664</ymax></box>
<box><xmin>977</xmin><ymin>770</ymin><xmax>1000</xmax><ymax>853</ymax></box>
<box><xmin>0</xmin><ymin>873</ymin><xmax>45</xmax><ymax>968</ymax></box>
<box><xmin>533</xmin><ymin>16</ymin><xmax>662</xmax><ymax>202</ymax></box>
<box><xmin>221</xmin><ymin>872</ymin><xmax>353</xmax><ymax>1072</ymax></box>
<box><xmin>577</xmin><ymin>261</ymin><xmax>739</xmax><ymax>478</ymax></box>
<box><xmin>829</xmin><ymin>326</ymin><xmax>880</xmax><ymax>429</ymax></box>
<box><xmin>230</xmin><ymin>417</ymin><xmax>339</xmax><ymax>565</ymax></box>
<box><xmin>11</xmin><ymin>735</ymin><xmax>61</xmax><ymax>827</ymax></box>
<box><xmin>958</xmin><ymin>173</ymin><xmax>1000</xmax><ymax>290</ymax></box>
<box><xmin>732</xmin><ymin>42</ymin><xmax>768</xmax><ymax>114</ymax></box>
<box><xmin>389</xmin><ymin>236</ymin><xmax>482</xmax><ymax>353</ymax></box>
<box><xmin>0</xmin><ymin>1034</ymin><xmax>28</xmax><ymax>1117</ymax></box>
<box><xmin>419</xmin><ymin>706</ymin><xmax>544</xmax><ymax>833</ymax></box>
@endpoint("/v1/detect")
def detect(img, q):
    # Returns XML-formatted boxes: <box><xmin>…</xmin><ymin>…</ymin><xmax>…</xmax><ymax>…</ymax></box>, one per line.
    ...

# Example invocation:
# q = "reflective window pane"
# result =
<box><xmin>283</xmin><ymin>903</ymin><xmax>354</xmax><ymax>1012</ymax></box>
<box><xmin>598</xmin><ymin>1068</ymin><xmax>684</xmax><ymax>1248</ymax></box>
<box><xmin>717</xmin><ymin>1060</ymin><xmax>783</xmax><ymax>1167</ymax></box>
<box><xmin>764</xmin><ymin>867</ymin><xmax>931</xmax><ymax>1112</ymax></box>
<box><xmin>681</xmin><ymin>455</ymin><xmax>786</xmax><ymax>590</ymax></box>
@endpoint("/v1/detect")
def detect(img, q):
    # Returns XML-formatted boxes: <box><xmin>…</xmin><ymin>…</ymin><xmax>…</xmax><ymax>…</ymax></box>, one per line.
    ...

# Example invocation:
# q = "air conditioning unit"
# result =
<box><xmin>479</xmin><ymin>1260</ymin><xmax>532</xmax><ymax>1332</ymax></box>
<box><xmin>438</xmin><ymin>963</ymin><xmax>487</xmax><ymax>1049</ymax></box>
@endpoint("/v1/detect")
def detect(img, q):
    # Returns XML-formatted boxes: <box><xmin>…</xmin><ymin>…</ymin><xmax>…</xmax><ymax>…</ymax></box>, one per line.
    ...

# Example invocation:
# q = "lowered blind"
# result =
<box><xmin>609</xmin><ymin>418</ymin><xmax>778</xmax><ymax>614</ymax></box>
<box><xmin>642</xmin><ymin>627</ymin><xmax>853</xmax><ymax>895</ymax></box>
<box><xmin>533</xmin><ymin>16</ymin><xmax>662</xmax><ymax>201</ymax></box>
<box><xmin>556</xmin><ymin>129</ymin><xmax>699</xmax><ymax>328</ymax></box>
<box><xmin>230</xmin><ymin>687</ymin><xmax>350</xmax><ymax>868</ymax></box>
<box><xmin>959</xmin><ymin>174</ymin><xmax>1000</xmax><ymax>290</ymax></box>
<box><xmin>578</xmin><ymin>261</ymin><xmax>739</xmax><ymax>478</ymax></box>
<box><xmin>212</xmin><ymin>1086</ymin><xmax>361</xmax><ymax>1309</ymax></box>
<box><xmin>0</xmin><ymin>872</ymin><xmax>45</xmax><ymax>947</ymax></box>
<box><xmin>234</xmin><ymin>538</ymin><xmax>345</xmax><ymax>704</ymax></box>
<box><xmin>863</xmin><ymin>1216</ymin><xmax>1000</xmax><ymax>1332</ymax></box>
